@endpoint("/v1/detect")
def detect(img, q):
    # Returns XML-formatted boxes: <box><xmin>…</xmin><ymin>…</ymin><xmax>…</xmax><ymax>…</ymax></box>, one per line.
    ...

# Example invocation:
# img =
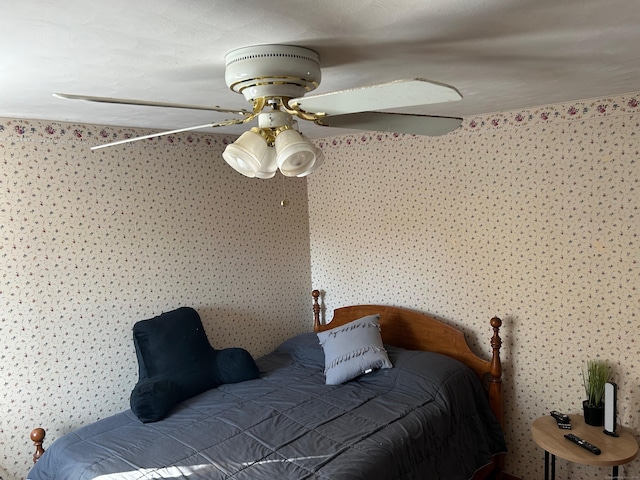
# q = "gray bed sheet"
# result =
<box><xmin>28</xmin><ymin>333</ymin><xmax>506</xmax><ymax>480</ymax></box>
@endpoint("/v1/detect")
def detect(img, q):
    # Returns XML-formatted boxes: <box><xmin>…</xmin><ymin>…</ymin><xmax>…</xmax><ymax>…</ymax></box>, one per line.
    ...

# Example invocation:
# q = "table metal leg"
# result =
<box><xmin>544</xmin><ymin>450</ymin><xmax>556</xmax><ymax>480</ymax></box>
<box><xmin>613</xmin><ymin>465</ymin><xmax>619</xmax><ymax>480</ymax></box>
<box><xmin>544</xmin><ymin>450</ymin><xmax>549</xmax><ymax>480</ymax></box>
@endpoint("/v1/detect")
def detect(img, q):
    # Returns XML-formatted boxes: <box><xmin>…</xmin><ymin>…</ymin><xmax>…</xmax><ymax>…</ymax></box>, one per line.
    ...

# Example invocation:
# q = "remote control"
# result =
<box><xmin>564</xmin><ymin>433</ymin><xmax>601</xmax><ymax>455</ymax></box>
<box><xmin>550</xmin><ymin>411</ymin><xmax>571</xmax><ymax>424</ymax></box>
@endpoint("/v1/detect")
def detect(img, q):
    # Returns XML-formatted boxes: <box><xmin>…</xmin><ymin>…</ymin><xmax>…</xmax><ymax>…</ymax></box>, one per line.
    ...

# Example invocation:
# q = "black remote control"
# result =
<box><xmin>550</xmin><ymin>411</ymin><xmax>570</xmax><ymax>424</ymax></box>
<box><xmin>550</xmin><ymin>411</ymin><xmax>571</xmax><ymax>429</ymax></box>
<box><xmin>564</xmin><ymin>433</ymin><xmax>601</xmax><ymax>455</ymax></box>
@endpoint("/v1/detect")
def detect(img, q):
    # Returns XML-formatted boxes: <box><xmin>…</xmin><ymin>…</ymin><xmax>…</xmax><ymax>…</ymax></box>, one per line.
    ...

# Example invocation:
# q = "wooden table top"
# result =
<box><xmin>532</xmin><ymin>414</ymin><xmax>639</xmax><ymax>467</ymax></box>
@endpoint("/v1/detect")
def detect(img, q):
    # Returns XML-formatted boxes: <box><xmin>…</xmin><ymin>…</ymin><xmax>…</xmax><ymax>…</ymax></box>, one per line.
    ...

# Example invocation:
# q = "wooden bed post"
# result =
<box><xmin>312</xmin><ymin>289</ymin><xmax>321</xmax><ymax>331</ymax></box>
<box><xmin>489</xmin><ymin>317</ymin><xmax>504</xmax><ymax>428</ymax></box>
<box><xmin>30</xmin><ymin>428</ymin><xmax>46</xmax><ymax>463</ymax></box>
<box><xmin>486</xmin><ymin>317</ymin><xmax>505</xmax><ymax>479</ymax></box>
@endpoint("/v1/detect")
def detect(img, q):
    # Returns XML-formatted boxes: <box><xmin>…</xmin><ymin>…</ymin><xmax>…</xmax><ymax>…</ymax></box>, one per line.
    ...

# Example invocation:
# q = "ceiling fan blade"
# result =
<box><xmin>316</xmin><ymin>112</ymin><xmax>462</xmax><ymax>136</ymax></box>
<box><xmin>90</xmin><ymin>118</ymin><xmax>246</xmax><ymax>151</ymax></box>
<box><xmin>54</xmin><ymin>93</ymin><xmax>250</xmax><ymax>116</ymax></box>
<box><xmin>291</xmin><ymin>79</ymin><xmax>461</xmax><ymax>116</ymax></box>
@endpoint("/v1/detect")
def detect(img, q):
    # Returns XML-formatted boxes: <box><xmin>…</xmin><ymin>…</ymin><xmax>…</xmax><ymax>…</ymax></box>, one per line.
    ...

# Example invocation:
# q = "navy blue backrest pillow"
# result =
<box><xmin>133</xmin><ymin>306</ymin><xmax>214</xmax><ymax>380</ymax></box>
<box><xmin>130</xmin><ymin>307</ymin><xmax>259</xmax><ymax>422</ymax></box>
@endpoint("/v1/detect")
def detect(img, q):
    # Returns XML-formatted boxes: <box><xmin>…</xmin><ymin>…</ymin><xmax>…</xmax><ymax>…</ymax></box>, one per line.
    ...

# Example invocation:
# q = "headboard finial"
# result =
<box><xmin>30</xmin><ymin>428</ymin><xmax>46</xmax><ymax>463</ymax></box>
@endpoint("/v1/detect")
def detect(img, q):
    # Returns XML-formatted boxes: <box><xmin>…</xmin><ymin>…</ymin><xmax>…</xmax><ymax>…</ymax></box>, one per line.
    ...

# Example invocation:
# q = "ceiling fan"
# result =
<box><xmin>54</xmin><ymin>44</ymin><xmax>463</xmax><ymax>178</ymax></box>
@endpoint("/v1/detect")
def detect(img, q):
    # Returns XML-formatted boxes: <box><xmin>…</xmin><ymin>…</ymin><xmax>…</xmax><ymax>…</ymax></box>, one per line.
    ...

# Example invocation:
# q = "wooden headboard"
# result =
<box><xmin>311</xmin><ymin>290</ymin><xmax>504</xmax><ymax>429</ymax></box>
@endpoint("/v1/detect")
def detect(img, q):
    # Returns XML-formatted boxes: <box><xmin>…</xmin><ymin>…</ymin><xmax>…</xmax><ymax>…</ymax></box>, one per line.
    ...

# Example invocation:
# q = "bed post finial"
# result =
<box><xmin>312</xmin><ymin>290</ymin><xmax>321</xmax><ymax>331</ymax></box>
<box><xmin>30</xmin><ymin>428</ymin><xmax>46</xmax><ymax>463</ymax></box>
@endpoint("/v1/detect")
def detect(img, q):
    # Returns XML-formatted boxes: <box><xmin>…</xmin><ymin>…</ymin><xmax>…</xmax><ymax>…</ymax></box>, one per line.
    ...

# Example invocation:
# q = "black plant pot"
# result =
<box><xmin>583</xmin><ymin>400</ymin><xmax>604</xmax><ymax>426</ymax></box>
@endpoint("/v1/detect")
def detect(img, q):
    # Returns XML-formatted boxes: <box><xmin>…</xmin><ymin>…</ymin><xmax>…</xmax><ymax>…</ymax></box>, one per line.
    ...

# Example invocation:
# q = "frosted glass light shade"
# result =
<box><xmin>275</xmin><ymin>129</ymin><xmax>316</xmax><ymax>177</ymax></box>
<box><xmin>222</xmin><ymin>130</ymin><xmax>270</xmax><ymax>178</ymax></box>
<box><xmin>254</xmin><ymin>147</ymin><xmax>278</xmax><ymax>179</ymax></box>
<box><xmin>296</xmin><ymin>136</ymin><xmax>324</xmax><ymax>177</ymax></box>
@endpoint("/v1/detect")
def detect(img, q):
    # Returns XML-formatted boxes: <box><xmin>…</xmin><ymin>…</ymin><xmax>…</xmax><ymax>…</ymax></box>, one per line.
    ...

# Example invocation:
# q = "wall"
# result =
<box><xmin>0</xmin><ymin>118</ymin><xmax>312</xmax><ymax>479</ymax></box>
<box><xmin>308</xmin><ymin>93</ymin><xmax>640</xmax><ymax>479</ymax></box>
<box><xmin>2</xmin><ymin>91</ymin><xmax>639</xmax><ymax>479</ymax></box>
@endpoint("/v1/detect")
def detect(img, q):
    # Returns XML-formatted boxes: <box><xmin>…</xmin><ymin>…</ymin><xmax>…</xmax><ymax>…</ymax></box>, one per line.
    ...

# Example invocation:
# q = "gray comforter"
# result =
<box><xmin>28</xmin><ymin>333</ymin><xmax>506</xmax><ymax>479</ymax></box>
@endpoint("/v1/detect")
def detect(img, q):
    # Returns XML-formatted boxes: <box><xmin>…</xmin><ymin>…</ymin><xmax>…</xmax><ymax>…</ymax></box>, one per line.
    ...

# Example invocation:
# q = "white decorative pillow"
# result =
<box><xmin>316</xmin><ymin>314</ymin><xmax>393</xmax><ymax>385</ymax></box>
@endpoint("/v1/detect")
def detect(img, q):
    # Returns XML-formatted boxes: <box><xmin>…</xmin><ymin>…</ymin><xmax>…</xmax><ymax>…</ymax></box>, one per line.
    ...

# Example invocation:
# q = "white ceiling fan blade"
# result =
<box><xmin>54</xmin><ymin>93</ymin><xmax>250</xmax><ymax>116</ymax></box>
<box><xmin>291</xmin><ymin>79</ymin><xmax>461</xmax><ymax>116</ymax></box>
<box><xmin>90</xmin><ymin>119</ymin><xmax>245</xmax><ymax>151</ymax></box>
<box><xmin>316</xmin><ymin>112</ymin><xmax>462</xmax><ymax>136</ymax></box>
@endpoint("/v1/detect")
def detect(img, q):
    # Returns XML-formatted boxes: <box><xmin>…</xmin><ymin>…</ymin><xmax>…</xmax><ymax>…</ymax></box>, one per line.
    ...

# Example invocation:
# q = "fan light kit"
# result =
<box><xmin>54</xmin><ymin>44</ymin><xmax>464</xmax><ymax>178</ymax></box>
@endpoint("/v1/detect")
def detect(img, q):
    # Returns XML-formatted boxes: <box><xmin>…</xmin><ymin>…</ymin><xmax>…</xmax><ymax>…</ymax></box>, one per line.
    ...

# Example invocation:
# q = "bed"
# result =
<box><xmin>28</xmin><ymin>290</ymin><xmax>507</xmax><ymax>479</ymax></box>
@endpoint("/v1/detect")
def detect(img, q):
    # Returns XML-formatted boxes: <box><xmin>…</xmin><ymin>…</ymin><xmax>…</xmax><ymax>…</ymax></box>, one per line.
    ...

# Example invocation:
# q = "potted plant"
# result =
<box><xmin>582</xmin><ymin>359</ymin><xmax>611</xmax><ymax>426</ymax></box>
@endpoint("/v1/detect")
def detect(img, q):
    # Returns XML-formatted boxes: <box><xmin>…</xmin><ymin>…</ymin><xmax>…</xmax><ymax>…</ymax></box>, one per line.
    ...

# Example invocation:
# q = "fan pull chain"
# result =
<box><xmin>280</xmin><ymin>175</ymin><xmax>289</xmax><ymax>207</ymax></box>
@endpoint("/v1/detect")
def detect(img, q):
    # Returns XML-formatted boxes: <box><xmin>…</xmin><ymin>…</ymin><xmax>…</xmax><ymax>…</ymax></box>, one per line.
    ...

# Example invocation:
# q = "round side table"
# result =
<box><xmin>532</xmin><ymin>414</ymin><xmax>638</xmax><ymax>480</ymax></box>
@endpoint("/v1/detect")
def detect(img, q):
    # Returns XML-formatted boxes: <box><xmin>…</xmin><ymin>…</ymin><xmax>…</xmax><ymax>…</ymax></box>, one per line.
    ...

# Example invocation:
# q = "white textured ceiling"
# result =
<box><xmin>2</xmin><ymin>0</ymin><xmax>640</xmax><ymax>139</ymax></box>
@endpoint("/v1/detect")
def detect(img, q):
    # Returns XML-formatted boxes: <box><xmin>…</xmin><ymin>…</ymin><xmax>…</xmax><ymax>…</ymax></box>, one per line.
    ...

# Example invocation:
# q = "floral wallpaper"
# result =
<box><xmin>0</xmin><ymin>120</ymin><xmax>312</xmax><ymax>479</ymax></box>
<box><xmin>308</xmin><ymin>92</ymin><xmax>640</xmax><ymax>479</ymax></box>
